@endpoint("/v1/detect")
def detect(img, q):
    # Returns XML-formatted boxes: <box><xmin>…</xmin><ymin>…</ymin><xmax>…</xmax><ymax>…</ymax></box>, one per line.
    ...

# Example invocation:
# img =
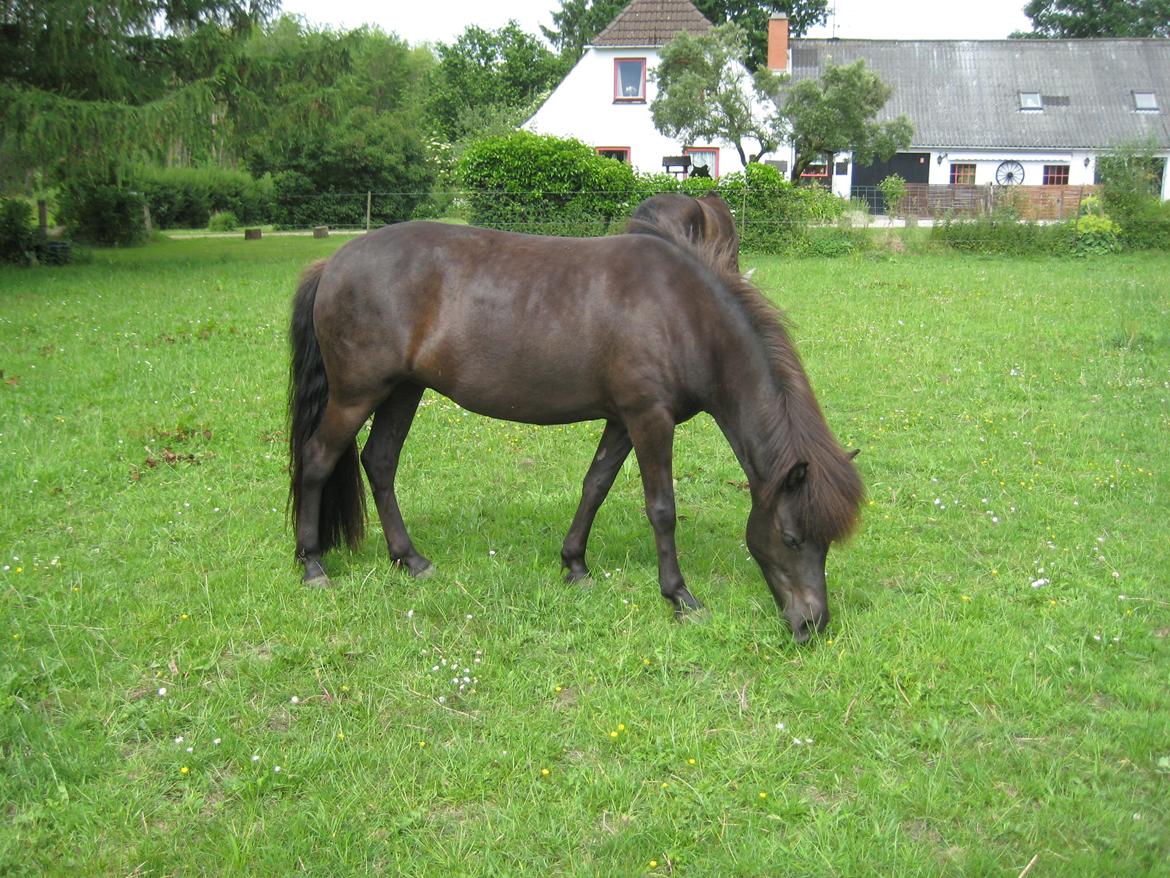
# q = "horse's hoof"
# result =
<box><xmin>411</xmin><ymin>562</ymin><xmax>435</xmax><ymax>580</ymax></box>
<box><xmin>563</xmin><ymin>568</ymin><xmax>591</xmax><ymax>585</ymax></box>
<box><xmin>304</xmin><ymin>574</ymin><xmax>333</xmax><ymax>589</ymax></box>
<box><xmin>676</xmin><ymin>605</ymin><xmax>711</xmax><ymax>624</ymax></box>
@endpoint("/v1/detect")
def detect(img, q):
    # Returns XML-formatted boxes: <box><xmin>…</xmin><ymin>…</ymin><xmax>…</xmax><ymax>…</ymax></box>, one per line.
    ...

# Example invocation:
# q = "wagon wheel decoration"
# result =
<box><xmin>995</xmin><ymin>160</ymin><xmax>1025</xmax><ymax>185</ymax></box>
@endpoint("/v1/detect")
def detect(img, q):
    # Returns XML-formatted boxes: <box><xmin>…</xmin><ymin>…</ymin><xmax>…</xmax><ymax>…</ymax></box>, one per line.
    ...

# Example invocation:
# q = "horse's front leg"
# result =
<box><xmin>625</xmin><ymin>408</ymin><xmax>703</xmax><ymax>617</ymax></box>
<box><xmin>561</xmin><ymin>420</ymin><xmax>632</xmax><ymax>582</ymax></box>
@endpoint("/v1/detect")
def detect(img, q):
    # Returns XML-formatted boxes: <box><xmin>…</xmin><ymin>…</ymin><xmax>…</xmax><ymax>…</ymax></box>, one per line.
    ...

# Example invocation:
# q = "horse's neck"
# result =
<box><xmin>709</xmin><ymin>349</ymin><xmax>785</xmax><ymax>495</ymax></box>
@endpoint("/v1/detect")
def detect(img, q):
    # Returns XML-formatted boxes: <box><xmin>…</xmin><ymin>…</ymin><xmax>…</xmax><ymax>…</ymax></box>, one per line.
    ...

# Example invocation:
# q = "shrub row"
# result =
<box><xmin>134</xmin><ymin>166</ymin><xmax>274</xmax><ymax>229</ymax></box>
<box><xmin>458</xmin><ymin>132</ymin><xmax>847</xmax><ymax>248</ymax></box>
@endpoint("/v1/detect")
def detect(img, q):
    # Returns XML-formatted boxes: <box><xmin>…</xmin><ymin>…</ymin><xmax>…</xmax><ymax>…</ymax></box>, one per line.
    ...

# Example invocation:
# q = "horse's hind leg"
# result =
<box><xmin>361</xmin><ymin>382</ymin><xmax>433</xmax><ymax>578</ymax></box>
<box><xmin>561</xmin><ymin>420</ymin><xmax>632</xmax><ymax>582</ymax></box>
<box><xmin>296</xmin><ymin>399</ymin><xmax>375</xmax><ymax>586</ymax></box>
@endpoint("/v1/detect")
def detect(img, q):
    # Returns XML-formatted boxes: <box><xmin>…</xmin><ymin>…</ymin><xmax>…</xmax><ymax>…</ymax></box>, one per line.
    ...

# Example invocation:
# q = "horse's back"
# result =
<box><xmin>312</xmin><ymin>222</ymin><xmax>723</xmax><ymax>424</ymax></box>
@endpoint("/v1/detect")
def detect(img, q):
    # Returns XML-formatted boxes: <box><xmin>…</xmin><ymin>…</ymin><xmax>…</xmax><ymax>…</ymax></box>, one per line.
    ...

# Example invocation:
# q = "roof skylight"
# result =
<box><xmin>1134</xmin><ymin>91</ymin><xmax>1158</xmax><ymax>111</ymax></box>
<box><xmin>1019</xmin><ymin>92</ymin><xmax>1043</xmax><ymax>111</ymax></box>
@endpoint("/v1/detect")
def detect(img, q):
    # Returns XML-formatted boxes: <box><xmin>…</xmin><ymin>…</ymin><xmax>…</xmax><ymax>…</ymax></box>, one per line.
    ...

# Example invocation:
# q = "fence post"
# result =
<box><xmin>366</xmin><ymin>191</ymin><xmax>372</xmax><ymax>233</ymax></box>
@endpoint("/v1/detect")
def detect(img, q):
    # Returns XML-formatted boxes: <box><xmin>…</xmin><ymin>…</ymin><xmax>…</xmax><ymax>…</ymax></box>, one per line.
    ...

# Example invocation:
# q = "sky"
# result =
<box><xmin>277</xmin><ymin>0</ymin><xmax>1035</xmax><ymax>46</ymax></box>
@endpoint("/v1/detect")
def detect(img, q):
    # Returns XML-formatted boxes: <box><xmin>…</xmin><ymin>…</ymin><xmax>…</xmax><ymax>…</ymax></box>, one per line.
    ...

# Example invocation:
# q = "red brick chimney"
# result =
<box><xmin>767</xmin><ymin>14</ymin><xmax>789</xmax><ymax>72</ymax></box>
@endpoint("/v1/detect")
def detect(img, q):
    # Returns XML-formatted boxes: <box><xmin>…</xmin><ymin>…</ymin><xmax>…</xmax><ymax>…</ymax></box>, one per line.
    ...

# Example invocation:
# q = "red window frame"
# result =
<box><xmin>949</xmin><ymin>162</ymin><xmax>976</xmax><ymax>185</ymax></box>
<box><xmin>684</xmin><ymin>147</ymin><xmax>719</xmax><ymax>178</ymax></box>
<box><xmin>613</xmin><ymin>58</ymin><xmax>647</xmax><ymax>102</ymax></box>
<box><xmin>1043</xmin><ymin>164</ymin><xmax>1070</xmax><ymax>185</ymax></box>
<box><xmin>596</xmin><ymin>147</ymin><xmax>631</xmax><ymax>163</ymax></box>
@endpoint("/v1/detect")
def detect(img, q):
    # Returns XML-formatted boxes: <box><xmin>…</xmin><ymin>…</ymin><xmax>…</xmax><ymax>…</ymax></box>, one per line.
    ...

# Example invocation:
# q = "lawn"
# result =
<box><xmin>1</xmin><ymin>236</ymin><xmax>1167</xmax><ymax>876</ymax></box>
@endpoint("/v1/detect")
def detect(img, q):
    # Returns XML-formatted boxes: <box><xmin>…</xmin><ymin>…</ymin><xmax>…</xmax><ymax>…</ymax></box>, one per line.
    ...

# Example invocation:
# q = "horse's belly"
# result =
<box><xmin>423</xmin><ymin>368</ymin><xmax>610</xmax><ymax>426</ymax></box>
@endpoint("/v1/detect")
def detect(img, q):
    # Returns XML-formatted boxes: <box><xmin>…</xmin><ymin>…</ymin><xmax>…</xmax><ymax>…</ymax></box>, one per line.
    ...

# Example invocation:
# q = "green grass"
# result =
<box><xmin>2</xmin><ymin>237</ymin><xmax>1168</xmax><ymax>875</ymax></box>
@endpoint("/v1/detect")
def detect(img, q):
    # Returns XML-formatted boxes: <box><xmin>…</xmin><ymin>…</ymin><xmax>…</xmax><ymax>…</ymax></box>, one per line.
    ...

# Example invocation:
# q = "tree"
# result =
<box><xmin>231</xmin><ymin>20</ymin><xmax>436</xmax><ymax>223</ymax></box>
<box><xmin>427</xmin><ymin>22</ymin><xmax>567</xmax><ymax>143</ymax></box>
<box><xmin>541</xmin><ymin>0</ymin><xmax>629</xmax><ymax>59</ymax></box>
<box><xmin>694</xmin><ymin>0</ymin><xmax>829</xmax><ymax>68</ymax></box>
<box><xmin>782</xmin><ymin>60</ymin><xmax>913</xmax><ymax>181</ymax></box>
<box><xmin>0</xmin><ymin>0</ymin><xmax>276</xmax><ymax>183</ymax></box>
<box><xmin>650</xmin><ymin>24</ymin><xmax>787</xmax><ymax>167</ymax></box>
<box><xmin>1015</xmin><ymin>0</ymin><xmax>1170</xmax><ymax>37</ymax></box>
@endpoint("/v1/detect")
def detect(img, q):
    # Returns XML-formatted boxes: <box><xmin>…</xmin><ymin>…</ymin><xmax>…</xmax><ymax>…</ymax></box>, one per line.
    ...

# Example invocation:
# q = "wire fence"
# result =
<box><xmin>262</xmin><ymin>186</ymin><xmax>1110</xmax><ymax>229</ymax></box>
<box><xmin>229</xmin><ymin>186</ymin><xmax>1167</xmax><ymax>255</ymax></box>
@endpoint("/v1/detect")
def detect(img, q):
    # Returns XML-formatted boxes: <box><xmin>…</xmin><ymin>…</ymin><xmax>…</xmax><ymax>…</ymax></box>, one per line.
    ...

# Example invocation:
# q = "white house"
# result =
<box><xmin>524</xmin><ymin>0</ymin><xmax>768</xmax><ymax>178</ymax></box>
<box><xmin>776</xmin><ymin>28</ymin><xmax>1170</xmax><ymax>203</ymax></box>
<box><xmin>527</xmin><ymin>2</ymin><xmax>1170</xmax><ymax>204</ymax></box>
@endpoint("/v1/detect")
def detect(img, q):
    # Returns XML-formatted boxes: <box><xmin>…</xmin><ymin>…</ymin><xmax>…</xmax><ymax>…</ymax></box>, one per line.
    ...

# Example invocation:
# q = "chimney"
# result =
<box><xmin>767</xmin><ymin>14</ymin><xmax>789</xmax><ymax>72</ymax></box>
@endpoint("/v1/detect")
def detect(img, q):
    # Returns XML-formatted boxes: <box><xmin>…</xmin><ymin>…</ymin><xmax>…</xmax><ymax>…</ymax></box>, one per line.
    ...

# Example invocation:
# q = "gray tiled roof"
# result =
<box><xmin>593</xmin><ymin>0</ymin><xmax>713</xmax><ymax>48</ymax></box>
<box><xmin>789</xmin><ymin>39</ymin><xmax>1170</xmax><ymax>149</ymax></box>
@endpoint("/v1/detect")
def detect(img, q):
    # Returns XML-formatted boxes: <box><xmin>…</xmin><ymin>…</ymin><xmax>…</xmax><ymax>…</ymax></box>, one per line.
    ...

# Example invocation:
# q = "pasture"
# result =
<box><xmin>1</xmin><ymin>236</ymin><xmax>1167</xmax><ymax>875</ymax></box>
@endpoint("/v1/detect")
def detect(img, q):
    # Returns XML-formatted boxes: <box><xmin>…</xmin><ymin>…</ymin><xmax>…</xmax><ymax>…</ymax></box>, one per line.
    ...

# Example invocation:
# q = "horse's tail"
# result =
<box><xmin>288</xmin><ymin>259</ymin><xmax>366</xmax><ymax>556</ymax></box>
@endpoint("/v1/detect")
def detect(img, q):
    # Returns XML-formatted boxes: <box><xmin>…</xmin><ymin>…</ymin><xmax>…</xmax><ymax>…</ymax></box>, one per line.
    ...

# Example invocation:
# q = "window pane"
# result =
<box><xmin>689</xmin><ymin>151</ymin><xmax>714</xmax><ymax>170</ymax></box>
<box><xmin>617</xmin><ymin>61</ymin><xmax>644</xmax><ymax>99</ymax></box>
<box><xmin>950</xmin><ymin>163</ymin><xmax>976</xmax><ymax>185</ymax></box>
<box><xmin>1043</xmin><ymin>164</ymin><xmax>1070</xmax><ymax>185</ymax></box>
<box><xmin>1135</xmin><ymin>92</ymin><xmax>1158</xmax><ymax>110</ymax></box>
<box><xmin>1020</xmin><ymin>92</ymin><xmax>1042</xmax><ymax>110</ymax></box>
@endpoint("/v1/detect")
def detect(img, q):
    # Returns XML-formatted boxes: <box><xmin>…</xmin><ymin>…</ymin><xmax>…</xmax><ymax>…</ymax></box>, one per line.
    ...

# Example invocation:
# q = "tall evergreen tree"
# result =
<box><xmin>0</xmin><ymin>0</ymin><xmax>275</xmax><ymax>182</ymax></box>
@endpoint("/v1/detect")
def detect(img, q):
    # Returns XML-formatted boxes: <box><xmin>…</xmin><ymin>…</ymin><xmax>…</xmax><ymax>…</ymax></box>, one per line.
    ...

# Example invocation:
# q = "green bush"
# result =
<box><xmin>795</xmin><ymin>226</ymin><xmax>870</xmax><ymax>257</ymax></box>
<box><xmin>931</xmin><ymin>208</ymin><xmax>1076</xmax><ymax>256</ymax></box>
<box><xmin>1097</xmin><ymin>147</ymin><xmax>1170</xmax><ymax>250</ymax></box>
<box><xmin>134</xmin><ymin>166</ymin><xmax>274</xmax><ymax>229</ymax></box>
<box><xmin>716</xmin><ymin>163</ymin><xmax>846</xmax><ymax>252</ymax></box>
<box><xmin>208</xmin><ymin>211</ymin><xmax>239</xmax><ymax>232</ymax></box>
<box><xmin>878</xmin><ymin>174</ymin><xmax>908</xmax><ymax>217</ymax></box>
<box><xmin>0</xmin><ymin>198</ymin><xmax>37</xmax><ymax>264</ymax></box>
<box><xmin>1069</xmin><ymin>213</ymin><xmax>1120</xmax><ymax>256</ymax></box>
<box><xmin>458</xmin><ymin>131</ymin><xmax>637</xmax><ymax>236</ymax></box>
<box><xmin>59</xmin><ymin>181</ymin><xmax>147</xmax><ymax>247</ymax></box>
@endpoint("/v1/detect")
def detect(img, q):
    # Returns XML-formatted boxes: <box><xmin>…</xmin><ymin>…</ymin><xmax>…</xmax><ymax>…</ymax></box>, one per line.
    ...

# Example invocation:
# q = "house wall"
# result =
<box><xmin>924</xmin><ymin>149</ymin><xmax>1099</xmax><ymax>187</ymax></box>
<box><xmin>524</xmin><ymin>45</ymin><xmax>758</xmax><ymax>178</ymax></box>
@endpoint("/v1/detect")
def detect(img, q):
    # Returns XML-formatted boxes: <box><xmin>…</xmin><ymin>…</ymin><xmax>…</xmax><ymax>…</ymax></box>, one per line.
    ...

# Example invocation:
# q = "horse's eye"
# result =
<box><xmin>782</xmin><ymin>532</ymin><xmax>802</xmax><ymax>550</ymax></box>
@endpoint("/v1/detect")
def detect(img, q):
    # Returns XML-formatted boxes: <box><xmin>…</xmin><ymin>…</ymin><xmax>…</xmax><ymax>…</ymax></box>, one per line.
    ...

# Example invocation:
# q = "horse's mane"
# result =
<box><xmin>690</xmin><ymin>238</ymin><xmax>865</xmax><ymax>544</ymax></box>
<box><xmin>627</xmin><ymin>196</ymin><xmax>740</xmax><ymax>276</ymax></box>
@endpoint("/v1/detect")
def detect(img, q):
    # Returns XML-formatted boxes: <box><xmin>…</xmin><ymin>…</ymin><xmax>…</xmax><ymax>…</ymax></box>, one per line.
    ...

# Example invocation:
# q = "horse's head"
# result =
<box><xmin>745</xmin><ymin>452</ymin><xmax>861</xmax><ymax>643</ymax></box>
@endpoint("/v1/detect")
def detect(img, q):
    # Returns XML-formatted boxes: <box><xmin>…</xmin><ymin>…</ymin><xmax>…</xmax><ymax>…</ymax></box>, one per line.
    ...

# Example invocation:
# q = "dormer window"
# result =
<box><xmin>1019</xmin><ymin>92</ymin><xmax>1043</xmax><ymax>111</ymax></box>
<box><xmin>614</xmin><ymin>58</ymin><xmax>646</xmax><ymax>102</ymax></box>
<box><xmin>1134</xmin><ymin>91</ymin><xmax>1158</xmax><ymax>112</ymax></box>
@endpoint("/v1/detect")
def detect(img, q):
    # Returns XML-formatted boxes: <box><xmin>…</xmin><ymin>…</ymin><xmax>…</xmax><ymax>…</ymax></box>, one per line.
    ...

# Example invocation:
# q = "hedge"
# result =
<box><xmin>133</xmin><ymin>166</ymin><xmax>274</xmax><ymax>229</ymax></box>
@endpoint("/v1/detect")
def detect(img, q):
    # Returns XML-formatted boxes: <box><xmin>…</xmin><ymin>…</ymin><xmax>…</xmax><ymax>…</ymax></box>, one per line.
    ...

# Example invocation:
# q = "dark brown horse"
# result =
<box><xmin>288</xmin><ymin>222</ymin><xmax>862</xmax><ymax>642</ymax></box>
<box><xmin>628</xmin><ymin>191</ymin><xmax>741</xmax><ymax>275</ymax></box>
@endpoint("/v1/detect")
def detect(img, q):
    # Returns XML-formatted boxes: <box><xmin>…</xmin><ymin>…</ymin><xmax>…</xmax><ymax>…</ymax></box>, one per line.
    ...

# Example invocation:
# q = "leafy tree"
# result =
<box><xmin>1014</xmin><ymin>0</ymin><xmax>1170</xmax><ymax>37</ymax></box>
<box><xmin>650</xmin><ymin>24</ymin><xmax>786</xmax><ymax>167</ymax></box>
<box><xmin>782</xmin><ymin>60</ymin><xmax>913</xmax><ymax>181</ymax></box>
<box><xmin>542</xmin><ymin>0</ymin><xmax>630</xmax><ymax>58</ymax></box>
<box><xmin>232</xmin><ymin>20</ymin><xmax>436</xmax><ymax>224</ymax></box>
<box><xmin>694</xmin><ymin>1</ymin><xmax>829</xmax><ymax>68</ymax></box>
<box><xmin>427</xmin><ymin>22</ymin><xmax>566</xmax><ymax>143</ymax></box>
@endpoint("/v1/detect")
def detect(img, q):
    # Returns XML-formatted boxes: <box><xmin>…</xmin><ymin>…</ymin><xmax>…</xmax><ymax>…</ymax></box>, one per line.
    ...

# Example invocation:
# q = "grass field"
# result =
<box><xmin>1</xmin><ymin>236</ymin><xmax>1168</xmax><ymax>876</ymax></box>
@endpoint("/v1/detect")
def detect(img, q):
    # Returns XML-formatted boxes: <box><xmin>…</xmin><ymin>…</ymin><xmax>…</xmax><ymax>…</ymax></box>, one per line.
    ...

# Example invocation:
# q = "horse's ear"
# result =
<box><xmin>847</xmin><ymin>448</ymin><xmax>860</xmax><ymax>460</ymax></box>
<box><xmin>782</xmin><ymin>462</ymin><xmax>808</xmax><ymax>492</ymax></box>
